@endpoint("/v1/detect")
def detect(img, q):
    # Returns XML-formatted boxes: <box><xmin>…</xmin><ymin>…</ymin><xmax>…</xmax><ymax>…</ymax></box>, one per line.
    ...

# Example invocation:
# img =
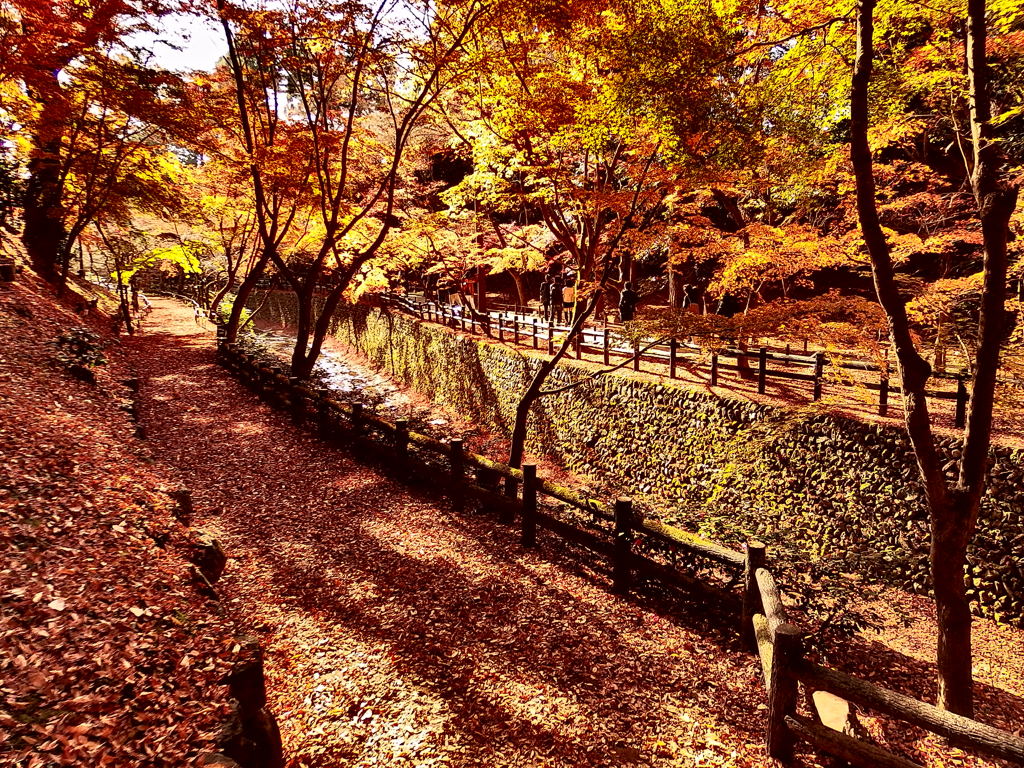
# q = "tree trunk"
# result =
<box><xmin>510</xmin><ymin>269</ymin><xmax>528</xmax><ymax>309</ymax></box>
<box><xmin>934</xmin><ymin>0</ymin><xmax>1022</xmax><ymax>714</ymax></box>
<box><xmin>210</xmin><ymin>280</ymin><xmax>234</xmax><ymax>322</ymax></box>
<box><xmin>292</xmin><ymin>286</ymin><xmax>345</xmax><ymax>380</ymax></box>
<box><xmin>290</xmin><ymin>284</ymin><xmax>316</xmax><ymax>376</ymax></box>
<box><xmin>476</xmin><ymin>269</ymin><xmax>488</xmax><ymax>313</ymax></box>
<box><xmin>932</xmin><ymin>499</ymin><xmax>975</xmax><ymax>716</ymax></box>
<box><xmin>224</xmin><ymin>251</ymin><xmax>271</xmax><ymax>343</ymax></box>
<box><xmin>118</xmin><ymin>282</ymin><xmax>134</xmax><ymax>335</ymax></box>
<box><xmin>848</xmin><ymin>0</ymin><xmax>1020</xmax><ymax>715</ymax></box>
<box><xmin>22</xmin><ymin>73</ymin><xmax>67</xmax><ymax>283</ymax></box>
<box><xmin>668</xmin><ymin>267</ymin><xmax>685</xmax><ymax>309</ymax></box>
<box><xmin>508</xmin><ymin>297</ymin><xmax>599</xmax><ymax>468</ymax></box>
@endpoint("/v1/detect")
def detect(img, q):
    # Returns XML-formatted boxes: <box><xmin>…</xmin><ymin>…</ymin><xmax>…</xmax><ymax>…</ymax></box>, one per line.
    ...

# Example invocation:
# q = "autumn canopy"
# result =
<box><xmin>1</xmin><ymin>0</ymin><xmax>1023</xmax><ymax>759</ymax></box>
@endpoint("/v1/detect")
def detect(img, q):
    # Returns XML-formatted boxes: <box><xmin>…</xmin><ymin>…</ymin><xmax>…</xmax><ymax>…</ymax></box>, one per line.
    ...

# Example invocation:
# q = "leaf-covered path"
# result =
<box><xmin>129</xmin><ymin>300</ymin><xmax>775</xmax><ymax>768</ymax></box>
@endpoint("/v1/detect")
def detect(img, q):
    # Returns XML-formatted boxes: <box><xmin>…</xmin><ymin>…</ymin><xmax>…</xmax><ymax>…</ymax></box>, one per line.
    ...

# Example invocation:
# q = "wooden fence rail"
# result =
<box><xmin>389</xmin><ymin>295</ymin><xmax>973</xmax><ymax>427</ymax></box>
<box><xmin>751</xmin><ymin>569</ymin><xmax>1024</xmax><ymax>767</ymax></box>
<box><xmin>216</xmin><ymin>339</ymin><xmax>1024</xmax><ymax>768</ymax></box>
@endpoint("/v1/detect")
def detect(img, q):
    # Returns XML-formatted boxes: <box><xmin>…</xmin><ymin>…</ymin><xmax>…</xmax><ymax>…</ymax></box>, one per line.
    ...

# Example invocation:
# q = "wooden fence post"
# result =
<box><xmin>498</xmin><ymin>315</ymin><xmax>505</xmax><ymax>342</ymax></box>
<box><xmin>513</xmin><ymin>318</ymin><xmax>520</xmax><ymax>345</ymax></box>
<box><xmin>767</xmin><ymin>624</ymin><xmax>804</xmax><ymax>761</ymax></box>
<box><xmin>548</xmin><ymin>321</ymin><xmax>554</xmax><ymax>354</ymax></box>
<box><xmin>955</xmin><ymin>373</ymin><xmax>968</xmax><ymax>428</ymax></box>
<box><xmin>351</xmin><ymin>402</ymin><xmax>364</xmax><ymax>441</ymax></box>
<box><xmin>613</xmin><ymin>498</ymin><xmax>633</xmax><ymax>594</ymax></box>
<box><xmin>669</xmin><ymin>338</ymin><xmax>678</xmax><ymax>379</ymax></box>
<box><xmin>277</xmin><ymin>367</ymin><xmax>291</xmax><ymax>406</ymax></box>
<box><xmin>879</xmin><ymin>371</ymin><xmax>889</xmax><ymax>416</ymax></box>
<box><xmin>449</xmin><ymin>439</ymin><xmax>465</xmax><ymax>512</ymax></box>
<box><xmin>757</xmin><ymin>347</ymin><xmax>768</xmax><ymax>394</ymax></box>
<box><xmin>521</xmin><ymin>464</ymin><xmax>537</xmax><ymax>548</ymax></box>
<box><xmin>742</xmin><ymin>541</ymin><xmax>767</xmax><ymax>651</ymax></box>
<box><xmin>268</xmin><ymin>366</ymin><xmax>281</xmax><ymax>401</ymax></box>
<box><xmin>395</xmin><ymin>419</ymin><xmax>409</xmax><ymax>475</ymax></box>
<box><xmin>316</xmin><ymin>389</ymin><xmax>332</xmax><ymax>438</ymax></box>
<box><xmin>533</xmin><ymin>319</ymin><xmax>539</xmax><ymax>349</ymax></box>
<box><xmin>633</xmin><ymin>343</ymin><xmax>641</xmax><ymax>372</ymax></box>
<box><xmin>288</xmin><ymin>377</ymin><xmax>305</xmax><ymax>423</ymax></box>
<box><xmin>812</xmin><ymin>352</ymin><xmax>825</xmax><ymax>401</ymax></box>
<box><xmin>603</xmin><ymin>328</ymin><xmax>610</xmax><ymax>366</ymax></box>
<box><xmin>575</xmin><ymin>331</ymin><xmax>582</xmax><ymax>360</ymax></box>
<box><xmin>501</xmin><ymin>475</ymin><xmax>518</xmax><ymax>525</ymax></box>
<box><xmin>711</xmin><ymin>352</ymin><xmax>719</xmax><ymax>387</ymax></box>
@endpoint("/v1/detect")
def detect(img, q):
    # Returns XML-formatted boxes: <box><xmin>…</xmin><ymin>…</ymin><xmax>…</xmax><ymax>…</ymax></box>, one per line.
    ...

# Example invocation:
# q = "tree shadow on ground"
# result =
<box><xmin>232</xmin><ymin>472</ymin><xmax>770</xmax><ymax>759</ymax></box>
<box><xmin>132</xmin><ymin>309</ymin><xmax>1024</xmax><ymax>768</ymax></box>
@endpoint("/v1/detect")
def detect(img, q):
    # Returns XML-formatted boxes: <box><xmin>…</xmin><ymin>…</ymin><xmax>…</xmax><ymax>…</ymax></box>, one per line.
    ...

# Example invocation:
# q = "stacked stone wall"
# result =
<box><xmin>254</xmin><ymin>292</ymin><xmax>1024</xmax><ymax>625</ymax></box>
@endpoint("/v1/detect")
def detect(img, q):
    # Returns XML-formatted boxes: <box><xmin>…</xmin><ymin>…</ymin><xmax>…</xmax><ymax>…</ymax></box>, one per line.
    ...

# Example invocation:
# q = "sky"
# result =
<box><xmin>127</xmin><ymin>13</ymin><xmax>227</xmax><ymax>73</ymax></box>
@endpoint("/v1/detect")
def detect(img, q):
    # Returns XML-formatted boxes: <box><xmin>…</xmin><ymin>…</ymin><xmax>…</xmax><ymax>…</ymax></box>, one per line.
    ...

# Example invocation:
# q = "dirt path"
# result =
<box><xmin>126</xmin><ymin>299</ymin><xmax>1024</xmax><ymax>768</ymax></box>
<box><xmin>127</xmin><ymin>299</ymin><xmax>774</xmax><ymax>768</ymax></box>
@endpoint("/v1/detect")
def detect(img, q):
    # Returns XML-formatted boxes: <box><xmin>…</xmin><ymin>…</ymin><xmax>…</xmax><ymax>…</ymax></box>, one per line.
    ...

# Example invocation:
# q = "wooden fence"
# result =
<box><xmin>391</xmin><ymin>295</ymin><xmax>972</xmax><ymax>427</ymax></box>
<box><xmin>216</xmin><ymin>338</ymin><xmax>1024</xmax><ymax>768</ymax></box>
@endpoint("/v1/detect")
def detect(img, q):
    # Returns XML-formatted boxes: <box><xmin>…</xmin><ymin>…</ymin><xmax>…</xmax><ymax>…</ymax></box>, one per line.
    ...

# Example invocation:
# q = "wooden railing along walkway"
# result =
<box><xmin>389</xmin><ymin>295</ymin><xmax>972</xmax><ymax>427</ymax></box>
<box><xmin>216</xmin><ymin>338</ymin><xmax>1024</xmax><ymax>768</ymax></box>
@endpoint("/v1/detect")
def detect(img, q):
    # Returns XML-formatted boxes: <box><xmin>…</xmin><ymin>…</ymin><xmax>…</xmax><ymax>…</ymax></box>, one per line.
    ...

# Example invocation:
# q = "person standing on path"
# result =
<box><xmin>539</xmin><ymin>277</ymin><xmax>552</xmax><ymax>321</ymax></box>
<box><xmin>551</xmin><ymin>275</ymin><xmax>564</xmax><ymax>324</ymax></box>
<box><xmin>619</xmin><ymin>282</ymin><xmax>638</xmax><ymax>322</ymax></box>
<box><xmin>562</xmin><ymin>277</ymin><xmax>576</xmax><ymax>324</ymax></box>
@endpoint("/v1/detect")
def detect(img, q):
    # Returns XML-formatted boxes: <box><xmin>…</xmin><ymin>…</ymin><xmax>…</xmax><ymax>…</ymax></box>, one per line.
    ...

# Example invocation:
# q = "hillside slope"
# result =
<box><xmin>0</xmin><ymin>272</ymin><xmax>241</xmax><ymax>766</ymax></box>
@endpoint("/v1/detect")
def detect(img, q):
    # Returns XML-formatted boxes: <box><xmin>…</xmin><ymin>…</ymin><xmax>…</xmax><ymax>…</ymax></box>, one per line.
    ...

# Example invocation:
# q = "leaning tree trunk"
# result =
<box><xmin>508</xmin><ymin>356</ymin><xmax>559</xmax><ymax>469</ymax></box>
<box><xmin>224</xmin><ymin>250</ymin><xmax>271</xmax><ymax>343</ymax></box>
<box><xmin>210</xmin><ymin>254</ymin><xmax>246</xmax><ymax>323</ymax></box>
<box><xmin>508</xmin><ymin>297</ymin><xmax>599</xmax><ymax>468</ymax></box>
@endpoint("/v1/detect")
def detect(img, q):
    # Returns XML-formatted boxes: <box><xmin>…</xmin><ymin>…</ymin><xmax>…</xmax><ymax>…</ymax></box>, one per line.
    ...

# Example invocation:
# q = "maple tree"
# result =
<box><xmin>211</xmin><ymin>0</ymin><xmax>490</xmax><ymax>377</ymax></box>
<box><xmin>435</xmin><ymin>0</ymin><xmax>747</xmax><ymax>467</ymax></box>
<box><xmin>850</xmin><ymin>0</ymin><xmax>1020</xmax><ymax>715</ymax></box>
<box><xmin>1</xmin><ymin>0</ymin><xmax>195</xmax><ymax>284</ymax></box>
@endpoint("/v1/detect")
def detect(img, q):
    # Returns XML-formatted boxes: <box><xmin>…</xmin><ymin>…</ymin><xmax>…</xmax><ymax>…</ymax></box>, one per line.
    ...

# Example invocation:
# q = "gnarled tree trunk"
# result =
<box><xmin>851</xmin><ymin>0</ymin><xmax>1018</xmax><ymax>716</ymax></box>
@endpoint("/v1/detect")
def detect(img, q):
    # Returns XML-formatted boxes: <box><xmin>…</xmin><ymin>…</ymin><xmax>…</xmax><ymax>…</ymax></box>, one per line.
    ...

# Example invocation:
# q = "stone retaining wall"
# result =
<box><xmin>253</xmin><ymin>292</ymin><xmax>1024</xmax><ymax>626</ymax></box>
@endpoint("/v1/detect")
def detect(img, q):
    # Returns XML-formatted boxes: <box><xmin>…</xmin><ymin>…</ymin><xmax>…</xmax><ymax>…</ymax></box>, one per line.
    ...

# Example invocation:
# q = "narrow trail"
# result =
<box><xmin>126</xmin><ymin>299</ymin><xmax>770</xmax><ymax>768</ymax></box>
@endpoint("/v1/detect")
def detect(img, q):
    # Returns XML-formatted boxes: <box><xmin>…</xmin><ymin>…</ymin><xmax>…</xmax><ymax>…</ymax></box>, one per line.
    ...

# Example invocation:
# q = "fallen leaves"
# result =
<box><xmin>125</xmin><ymin>299</ymin><xmax>774</xmax><ymax>767</ymax></box>
<box><xmin>1</xmin><ymin>278</ymin><xmax>236</xmax><ymax>767</ymax></box>
<box><xmin>8</xmin><ymin>283</ymin><xmax>1019</xmax><ymax>768</ymax></box>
